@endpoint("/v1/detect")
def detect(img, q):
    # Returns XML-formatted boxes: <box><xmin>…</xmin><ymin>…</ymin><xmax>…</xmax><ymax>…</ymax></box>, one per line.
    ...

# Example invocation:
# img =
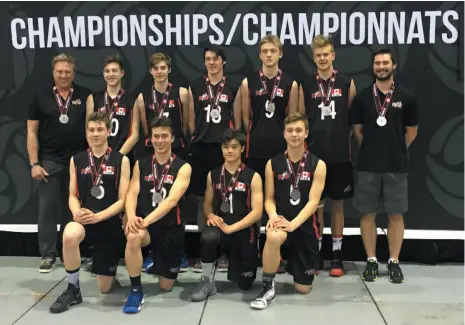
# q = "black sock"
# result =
<box><xmin>262</xmin><ymin>272</ymin><xmax>276</xmax><ymax>284</ymax></box>
<box><xmin>130</xmin><ymin>275</ymin><xmax>141</xmax><ymax>287</ymax></box>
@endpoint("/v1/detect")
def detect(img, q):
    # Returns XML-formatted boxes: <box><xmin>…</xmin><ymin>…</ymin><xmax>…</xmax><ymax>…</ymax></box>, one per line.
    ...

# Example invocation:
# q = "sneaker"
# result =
<box><xmin>39</xmin><ymin>256</ymin><xmax>56</xmax><ymax>273</ymax></box>
<box><xmin>82</xmin><ymin>257</ymin><xmax>93</xmax><ymax>272</ymax></box>
<box><xmin>250</xmin><ymin>280</ymin><xmax>275</xmax><ymax>310</ymax></box>
<box><xmin>191</xmin><ymin>259</ymin><xmax>203</xmax><ymax>273</ymax></box>
<box><xmin>142</xmin><ymin>256</ymin><xmax>153</xmax><ymax>272</ymax></box>
<box><xmin>387</xmin><ymin>260</ymin><xmax>404</xmax><ymax>284</ymax></box>
<box><xmin>122</xmin><ymin>287</ymin><xmax>144</xmax><ymax>314</ymax></box>
<box><xmin>191</xmin><ymin>276</ymin><xmax>217</xmax><ymax>302</ymax></box>
<box><xmin>179</xmin><ymin>256</ymin><xmax>189</xmax><ymax>273</ymax></box>
<box><xmin>329</xmin><ymin>250</ymin><xmax>345</xmax><ymax>277</ymax></box>
<box><xmin>217</xmin><ymin>254</ymin><xmax>228</xmax><ymax>272</ymax></box>
<box><xmin>49</xmin><ymin>283</ymin><xmax>82</xmax><ymax>314</ymax></box>
<box><xmin>362</xmin><ymin>259</ymin><xmax>379</xmax><ymax>282</ymax></box>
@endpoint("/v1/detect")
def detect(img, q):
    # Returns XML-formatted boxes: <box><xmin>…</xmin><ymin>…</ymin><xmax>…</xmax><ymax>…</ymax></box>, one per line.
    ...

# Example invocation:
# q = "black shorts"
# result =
<box><xmin>281</xmin><ymin>216</ymin><xmax>319</xmax><ymax>285</ymax></box>
<box><xmin>353</xmin><ymin>171</ymin><xmax>408</xmax><ymax>215</ymax></box>
<box><xmin>82</xmin><ymin>217</ymin><xmax>125</xmax><ymax>277</ymax></box>
<box><xmin>321</xmin><ymin>162</ymin><xmax>354</xmax><ymax>200</ymax></box>
<box><xmin>187</xmin><ymin>142</ymin><xmax>224</xmax><ymax>196</ymax></box>
<box><xmin>147</xmin><ymin>223</ymin><xmax>185</xmax><ymax>280</ymax></box>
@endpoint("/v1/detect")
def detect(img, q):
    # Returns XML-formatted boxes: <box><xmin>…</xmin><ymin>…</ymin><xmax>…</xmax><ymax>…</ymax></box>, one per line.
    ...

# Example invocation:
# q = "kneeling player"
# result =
<box><xmin>250</xmin><ymin>113</ymin><xmax>326</xmax><ymax>310</ymax></box>
<box><xmin>123</xmin><ymin>117</ymin><xmax>192</xmax><ymax>314</ymax></box>
<box><xmin>191</xmin><ymin>129</ymin><xmax>263</xmax><ymax>301</ymax></box>
<box><xmin>49</xmin><ymin>112</ymin><xmax>130</xmax><ymax>313</ymax></box>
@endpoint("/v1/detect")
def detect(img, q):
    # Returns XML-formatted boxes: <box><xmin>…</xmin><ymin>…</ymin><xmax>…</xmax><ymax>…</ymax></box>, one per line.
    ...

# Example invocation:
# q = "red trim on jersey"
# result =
<box><xmin>312</xmin><ymin>213</ymin><xmax>319</xmax><ymax>239</ymax></box>
<box><xmin>249</xmin><ymin>225</ymin><xmax>255</xmax><ymax>244</ymax></box>
<box><xmin>177</xmin><ymin>98</ymin><xmax>185</xmax><ymax>148</ymax></box>
<box><xmin>229</xmin><ymin>120</ymin><xmax>233</xmax><ymax>129</ymax></box>
<box><xmin>115</xmin><ymin>163</ymin><xmax>120</xmax><ymax>191</ymax></box>
<box><xmin>246</xmin><ymin>88</ymin><xmax>253</xmax><ymax>158</ymax></box>
<box><xmin>127</xmin><ymin>106</ymin><xmax>133</xmax><ymax>140</ymax></box>
<box><xmin>247</xmin><ymin>185</ymin><xmax>251</xmax><ymax>211</ymax></box>
<box><xmin>176</xmin><ymin>205</ymin><xmax>181</xmax><ymax>225</ymax></box>
<box><xmin>74</xmin><ymin>162</ymin><xmax>82</xmax><ymax>205</ymax></box>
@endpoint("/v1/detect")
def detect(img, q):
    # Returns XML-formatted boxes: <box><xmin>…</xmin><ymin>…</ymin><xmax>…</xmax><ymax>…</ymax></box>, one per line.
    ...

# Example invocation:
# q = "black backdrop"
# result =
<box><xmin>0</xmin><ymin>2</ymin><xmax>463</xmax><ymax>242</ymax></box>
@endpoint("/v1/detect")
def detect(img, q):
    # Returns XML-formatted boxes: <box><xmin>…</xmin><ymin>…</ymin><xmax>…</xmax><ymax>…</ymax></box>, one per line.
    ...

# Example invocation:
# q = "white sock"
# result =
<box><xmin>67</xmin><ymin>269</ymin><xmax>80</xmax><ymax>288</ymax></box>
<box><xmin>332</xmin><ymin>237</ymin><xmax>342</xmax><ymax>251</ymax></box>
<box><xmin>389</xmin><ymin>258</ymin><xmax>398</xmax><ymax>264</ymax></box>
<box><xmin>201</xmin><ymin>262</ymin><xmax>214</xmax><ymax>281</ymax></box>
<box><xmin>318</xmin><ymin>237</ymin><xmax>322</xmax><ymax>251</ymax></box>
<box><xmin>367</xmin><ymin>257</ymin><xmax>377</xmax><ymax>263</ymax></box>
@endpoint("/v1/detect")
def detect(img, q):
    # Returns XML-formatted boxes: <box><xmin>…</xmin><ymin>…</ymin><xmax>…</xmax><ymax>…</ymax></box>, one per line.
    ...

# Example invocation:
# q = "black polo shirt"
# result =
<box><xmin>28</xmin><ymin>84</ymin><xmax>92</xmax><ymax>165</ymax></box>
<box><xmin>350</xmin><ymin>82</ymin><xmax>418</xmax><ymax>173</ymax></box>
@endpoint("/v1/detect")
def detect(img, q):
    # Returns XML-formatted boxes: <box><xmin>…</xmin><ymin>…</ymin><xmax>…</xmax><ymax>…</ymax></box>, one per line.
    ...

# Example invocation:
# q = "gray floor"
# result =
<box><xmin>1</xmin><ymin>257</ymin><xmax>463</xmax><ymax>325</ymax></box>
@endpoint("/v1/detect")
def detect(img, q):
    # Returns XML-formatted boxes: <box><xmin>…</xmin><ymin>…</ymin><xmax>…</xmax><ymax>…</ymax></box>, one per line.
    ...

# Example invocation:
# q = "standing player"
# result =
<box><xmin>190</xmin><ymin>129</ymin><xmax>263</xmax><ymax>301</ymax></box>
<box><xmin>27</xmin><ymin>53</ymin><xmax>91</xmax><ymax>273</ymax></box>
<box><xmin>49</xmin><ymin>112</ymin><xmax>130</xmax><ymax>313</ymax></box>
<box><xmin>351</xmin><ymin>49</ymin><xmax>418</xmax><ymax>284</ymax></box>
<box><xmin>137</xmin><ymin>53</ymin><xmax>189</xmax><ymax>161</ymax></box>
<box><xmin>250</xmin><ymin>113</ymin><xmax>326</xmax><ymax>310</ymax></box>
<box><xmin>123</xmin><ymin>117</ymin><xmax>192</xmax><ymax>314</ymax></box>
<box><xmin>188</xmin><ymin>46</ymin><xmax>242</xmax><ymax>272</ymax></box>
<box><xmin>86</xmin><ymin>55</ymin><xmax>140</xmax><ymax>157</ymax></box>
<box><xmin>299</xmin><ymin>34</ymin><xmax>356</xmax><ymax>276</ymax></box>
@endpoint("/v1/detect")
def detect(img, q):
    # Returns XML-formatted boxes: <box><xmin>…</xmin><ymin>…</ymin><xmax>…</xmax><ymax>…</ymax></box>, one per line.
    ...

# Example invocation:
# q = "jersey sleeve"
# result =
<box><xmin>402</xmin><ymin>94</ymin><xmax>419</xmax><ymax>126</ymax></box>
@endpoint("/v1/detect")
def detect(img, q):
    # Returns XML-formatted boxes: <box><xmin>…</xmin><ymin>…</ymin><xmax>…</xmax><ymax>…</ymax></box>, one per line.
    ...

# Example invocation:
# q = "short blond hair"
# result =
<box><xmin>149</xmin><ymin>52</ymin><xmax>172</xmax><ymax>70</ymax></box>
<box><xmin>260</xmin><ymin>34</ymin><xmax>282</xmax><ymax>53</ymax></box>
<box><xmin>51</xmin><ymin>53</ymin><xmax>76</xmax><ymax>71</ymax></box>
<box><xmin>311</xmin><ymin>34</ymin><xmax>334</xmax><ymax>53</ymax></box>
<box><xmin>284</xmin><ymin>112</ymin><xmax>309</xmax><ymax>130</ymax></box>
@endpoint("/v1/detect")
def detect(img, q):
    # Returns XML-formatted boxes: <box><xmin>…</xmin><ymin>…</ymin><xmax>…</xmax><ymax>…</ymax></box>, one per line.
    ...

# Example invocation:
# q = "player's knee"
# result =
<box><xmin>265</xmin><ymin>230</ymin><xmax>287</xmax><ymax>246</ymax></box>
<box><xmin>388</xmin><ymin>214</ymin><xmax>403</xmax><ymax>223</ymax></box>
<box><xmin>125</xmin><ymin>232</ymin><xmax>142</xmax><ymax>251</ymax></box>
<box><xmin>63</xmin><ymin>222</ymin><xmax>84</xmax><ymax>247</ymax></box>
<box><xmin>98</xmin><ymin>282</ymin><xmax>113</xmax><ymax>294</ymax></box>
<box><xmin>159</xmin><ymin>278</ymin><xmax>175</xmax><ymax>292</ymax></box>
<box><xmin>294</xmin><ymin>283</ymin><xmax>312</xmax><ymax>294</ymax></box>
<box><xmin>201</xmin><ymin>226</ymin><xmax>221</xmax><ymax>247</ymax></box>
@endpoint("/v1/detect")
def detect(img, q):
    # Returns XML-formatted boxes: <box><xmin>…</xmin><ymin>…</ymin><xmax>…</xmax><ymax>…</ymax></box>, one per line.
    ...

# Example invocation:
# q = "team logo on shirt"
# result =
<box><xmin>277</xmin><ymin>171</ymin><xmax>290</xmax><ymax>180</ymax></box>
<box><xmin>103</xmin><ymin>166</ymin><xmax>115</xmax><ymax>175</ymax></box>
<box><xmin>220</xmin><ymin>94</ymin><xmax>229</xmax><ymax>102</ymax></box>
<box><xmin>391</xmin><ymin>101</ymin><xmax>403</xmax><ymax>108</ymax></box>
<box><xmin>168</xmin><ymin>99</ymin><xmax>175</xmax><ymax>108</ymax></box>
<box><xmin>311</xmin><ymin>88</ymin><xmax>342</xmax><ymax>99</ymax></box>
<box><xmin>276</xmin><ymin>88</ymin><xmax>284</xmax><ymax>97</ymax></box>
<box><xmin>81</xmin><ymin>166</ymin><xmax>91</xmax><ymax>175</ymax></box>
<box><xmin>198</xmin><ymin>93</ymin><xmax>209</xmax><ymax>101</ymax></box>
<box><xmin>115</xmin><ymin>107</ymin><xmax>126</xmax><ymax>116</ymax></box>
<box><xmin>72</xmin><ymin>99</ymin><xmax>82</xmax><ymax>105</ymax></box>
<box><xmin>144</xmin><ymin>174</ymin><xmax>174</xmax><ymax>183</ymax></box>
<box><xmin>235</xmin><ymin>182</ymin><xmax>246</xmax><ymax>192</ymax></box>
<box><xmin>300</xmin><ymin>171</ymin><xmax>311</xmax><ymax>181</ymax></box>
<box><xmin>255</xmin><ymin>88</ymin><xmax>266</xmax><ymax>96</ymax></box>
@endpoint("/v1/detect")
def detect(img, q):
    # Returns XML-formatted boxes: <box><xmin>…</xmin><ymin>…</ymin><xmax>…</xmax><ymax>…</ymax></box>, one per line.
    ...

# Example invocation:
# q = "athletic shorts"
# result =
<box><xmin>352</xmin><ymin>171</ymin><xmax>408</xmax><ymax>215</ymax></box>
<box><xmin>200</xmin><ymin>226</ymin><xmax>258</xmax><ymax>288</ymax></box>
<box><xmin>321</xmin><ymin>162</ymin><xmax>354</xmax><ymax>200</ymax></box>
<box><xmin>82</xmin><ymin>217</ymin><xmax>125</xmax><ymax>277</ymax></box>
<box><xmin>187</xmin><ymin>142</ymin><xmax>224</xmax><ymax>196</ymax></box>
<box><xmin>281</xmin><ymin>216</ymin><xmax>319</xmax><ymax>285</ymax></box>
<box><xmin>147</xmin><ymin>223</ymin><xmax>185</xmax><ymax>280</ymax></box>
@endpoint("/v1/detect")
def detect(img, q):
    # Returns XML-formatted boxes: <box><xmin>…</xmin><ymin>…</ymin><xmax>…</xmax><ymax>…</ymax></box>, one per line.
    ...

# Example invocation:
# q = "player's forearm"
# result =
<box><xmin>229</xmin><ymin>209</ymin><xmax>262</xmax><ymax>233</ymax></box>
<box><xmin>96</xmin><ymin>199</ymin><xmax>125</xmax><ymax>221</ymax></box>
<box><xmin>119</xmin><ymin>133</ymin><xmax>139</xmax><ymax>155</ymax></box>
<box><xmin>264</xmin><ymin>199</ymin><xmax>278</xmax><ymax>218</ymax></box>
<box><xmin>405</xmin><ymin>130</ymin><xmax>417</xmax><ymax>149</ymax></box>
<box><xmin>290</xmin><ymin>200</ymin><xmax>319</xmax><ymax>230</ymax></box>
<box><xmin>27</xmin><ymin>133</ymin><xmax>39</xmax><ymax>164</ymax></box>
<box><xmin>69</xmin><ymin>195</ymin><xmax>82</xmax><ymax>216</ymax></box>
<box><xmin>204</xmin><ymin>202</ymin><xmax>214</xmax><ymax>220</ymax></box>
<box><xmin>145</xmin><ymin>197</ymin><xmax>177</xmax><ymax>225</ymax></box>
<box><xmin>125</xmin><ymin>192</ymin><xmax>138</xmax><ymax>219</ymax></box>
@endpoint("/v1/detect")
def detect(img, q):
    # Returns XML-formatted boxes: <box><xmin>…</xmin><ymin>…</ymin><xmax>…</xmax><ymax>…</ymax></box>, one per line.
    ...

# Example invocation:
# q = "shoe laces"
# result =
<box><xmin>257</xmin><ymin>281</ymin><xmax>273</xmax><ymax>298</ymax></box>
<box><xmin>388</xmin><ymin>262</ymin><xmax>402</xmax><ymax>275</ymax></box>
<box><xmin>126</xmin><ymin>289</ymin><xmax>142</xmax><ymax>307</ymax></box>
<box><xmin>42</xmin><ymin>257</ymin><xmax>54</xmax><ymax>265</ymax></box>
<box><xmin>56</xmin><ymin>288</ymin><xmax>76</xmax><ymax>303</ymax></box>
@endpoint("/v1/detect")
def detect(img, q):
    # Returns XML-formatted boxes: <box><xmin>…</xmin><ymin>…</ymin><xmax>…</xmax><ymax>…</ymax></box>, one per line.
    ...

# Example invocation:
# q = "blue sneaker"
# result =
<box><xmin>122</xmin><ymin>287</ymin><xmax>144</xmax><ymax>314</ymax></box>
<box><xmin>179</xmin><ymin>256</ymin><xmax>189</xmax><ymax>273</ymax></box>
<box><xmin>142</xmin><ymin>256</ymin><xmax>153</xmax><ymax>272</ymax></box>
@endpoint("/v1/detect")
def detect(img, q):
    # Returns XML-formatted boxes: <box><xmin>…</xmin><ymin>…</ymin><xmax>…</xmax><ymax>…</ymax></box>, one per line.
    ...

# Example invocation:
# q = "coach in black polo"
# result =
<box><xmin>27</xmin><ymin>53</ymin><xmax>91</xmax><ymax>273</ymax></box>
<box><xmin>351</xmin><ymin>48</ymin><xmax>418</xmax><ymax>284</ymax></box>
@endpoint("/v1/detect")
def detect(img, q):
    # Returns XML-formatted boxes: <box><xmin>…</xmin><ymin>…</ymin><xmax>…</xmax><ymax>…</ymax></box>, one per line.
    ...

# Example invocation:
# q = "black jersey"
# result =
<box><xmin>303</xmin><ymin>71</ymin><xmax>352</xmax><ymax>163</ymax></box>
<box><xmin>142</xmin><ymin>84</ymin><xmax>186</xmax><ymax>149</ymax></box>
<box><xmin>137</xmin><ymin>154</ymin><xmax>187</xmax><ymax>227</ymax></box>
<box><xmin>271</xmin><ymin>150</ymin><xmax>320</xmax><ymax>233</ymax></box>
<box><xmin>93</xmin><ymin>89</ymin><xmax>138</xmax><ymax>152</ymax></box>
<box><xmin>210</xmin><ymin>164</ymin><xmax>256</xmax><ymax>225</ymax></box>
<box><xmin>73</xmin><ymin>148</ymin><xmax>123</xmax><ymax>213</ymax></box>
<box><xmin>190</xmin><ymin>76</ymin><xmax>239</xmax><ymax>144</ymax></box>
<box><xmin>246</xmin><ymin>70</ymin><xmax>293</xmax><ymax>159</ymax></box>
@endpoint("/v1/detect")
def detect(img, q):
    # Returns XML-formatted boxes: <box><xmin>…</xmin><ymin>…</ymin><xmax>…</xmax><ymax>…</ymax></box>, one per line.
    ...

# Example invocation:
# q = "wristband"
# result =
<box><xmin>30</xmin><ymin>162</ymin><xmax>40</xmax><ymax>169</ymax></box>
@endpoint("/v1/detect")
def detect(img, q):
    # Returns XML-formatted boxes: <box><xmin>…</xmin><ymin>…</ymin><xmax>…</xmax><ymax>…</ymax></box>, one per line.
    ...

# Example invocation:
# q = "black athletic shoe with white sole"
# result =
<box><xmin>362</xmin><ymin>259</ymin><xmax>379</xmax><ymax>282</ymax></box>
<box><xmin>387</xmin><ymin>261</ymin><xmax>404</xmax><ymax>283</ymax></box>
<box><xmin>49</xmin><ymin>283</ymin><xmax>82</xmax><ymax>314</ymax></box>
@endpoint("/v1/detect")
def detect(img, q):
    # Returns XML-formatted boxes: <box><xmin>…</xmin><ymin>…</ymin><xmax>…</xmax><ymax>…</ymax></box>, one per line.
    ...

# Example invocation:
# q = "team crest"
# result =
<box><xmin>103</xmin><ymin>166</ymin><xmax>115</xmax><ymax>175</ymax></box>
<box><xmin>168</xmin><ymin>99</ymin><xmax>175</xmax><ymax>108</ymax></box>
<box><xmin>235</xmin><ymin>182</ymin><xmax>246</xmax><ymax>192</ymax></box>
<box><xmin>276</xmin><ymin>89</ymin><xmax>284</xmax><ymax>97</ymax></box>
<box><xmin>300</xmin><ymin>171</ymin><xmax>311</xmax><ymax>181</ymax></box>
<box><xmin>115</xmin><ymin>107</ymin><xmax>126</xmax><ymax>116</ymax></box>
<box><xmin>277</xmin><ymin>171</ymin><xmax>289</xmax><ymax>180</ymax></box>
<box><xmin>199</xmin><ymin>93</ymin><xmax>209</xmax><ymax>101</ymax></box>
<box><xmin>312</xmin><ymin>89</ymin><xmax>342</xmax><ymax>99</ymax></box>
<box><xmin>81</xmin><ymin>166</ymin><xmax>91</xmax><ymax>175</ymax></box>
<box><xmin>220</xmin><ymin>94</ymin><xmax>229</xmax><ymax>102</ymax></box>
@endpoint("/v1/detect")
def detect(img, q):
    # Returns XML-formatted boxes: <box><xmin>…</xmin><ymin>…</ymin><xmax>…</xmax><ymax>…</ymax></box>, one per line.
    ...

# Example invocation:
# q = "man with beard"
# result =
<box><xmin>250</xmin><ymin>112</ymin><xmax>326</xmax><ymax>310</ymax></box>
<box><xmin>27</xmin><ymin>53</ymin><xmax>91</xmax><ymax>273</ymax></box>
<box><xmin>190</xmin><ymin>129</ymin><xmax>263</xmax><ymax>301</ymax></box>
<box><xmin>351</xmin><ymin>48</ymin><xmax>418</xmax><ymax>284</ymax></box>
<box><xmin>49</xmin><ymin>112</ymin><xmax>130</xmax><ymax>313</ymax></box>
<box><xmin>188</xmin><ymin>46</ymin><xmax>242</xmax><ymax>272</ymax></box>
<box><xmin>299</xmin><ymin>34</ymin><xmax>356</xmax><ymax>276</ymax></box>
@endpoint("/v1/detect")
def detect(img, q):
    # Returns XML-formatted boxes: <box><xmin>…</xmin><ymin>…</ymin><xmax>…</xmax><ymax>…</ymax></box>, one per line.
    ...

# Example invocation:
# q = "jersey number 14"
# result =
<box><xmin>319</xmin><ymin>101</ymin><xmax>336</xmax><ymax>120</ymax></box>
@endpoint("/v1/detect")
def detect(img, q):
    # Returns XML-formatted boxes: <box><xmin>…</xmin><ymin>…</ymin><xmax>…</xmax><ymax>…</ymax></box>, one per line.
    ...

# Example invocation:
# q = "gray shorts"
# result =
<box><xmin>352</xmin><ymin>171</ymin><xmax>408</xmax><ymax>215</ymax></box>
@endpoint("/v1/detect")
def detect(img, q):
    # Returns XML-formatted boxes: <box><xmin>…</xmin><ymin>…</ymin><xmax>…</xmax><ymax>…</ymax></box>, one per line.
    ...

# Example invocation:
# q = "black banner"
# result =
<box><xmin>0</xmin><ymin>1</ymin><xmax>463</xmax><ymax>232</ymax></box>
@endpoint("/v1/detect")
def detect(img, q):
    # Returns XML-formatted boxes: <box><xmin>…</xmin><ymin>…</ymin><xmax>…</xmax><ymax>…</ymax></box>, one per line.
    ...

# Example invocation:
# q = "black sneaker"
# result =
<box><xmin>362</xmin><ymin>259</ymin><xmax>379</xmax><ymax>282</ymax></box>
<box><xmin>387</xmin><ymin>260</ymin><xmax>404</xmax><ymax>283</ymax></box>
<box><xmin>330</xmin><ymin>250</ymin><xmax>345</xmax><ymax>277</ymax></box>
<box><xmin>49</xmin><ymin>284</ymin><xmax>83</xmax><ymax>313</ymax></box>
<box><xmin>39</xmin><ymin>256</ymin><xmax>56</xmax><ymax>273</ymax></box>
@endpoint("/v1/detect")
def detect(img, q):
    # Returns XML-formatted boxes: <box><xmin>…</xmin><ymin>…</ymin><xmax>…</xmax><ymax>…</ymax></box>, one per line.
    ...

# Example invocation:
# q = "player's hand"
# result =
<box><xmin>207</xmin><ymin>214</ymin><xmax>224</xmax><ymax>227</ymax></box>
<box><xmin>266</xmin><ymin>214</ymin><xmax>281</xmax><ymax>232</ymax></box>
<box><xmin>125</xmin><ymin>217</ymin><xmax>144</xmax><ymax>235</ymax></box>
<box><xmin>31</xmin><ymin>165</ymin><xmax>49</xmax><ymax>183</ymax></box>
<box><xmin>79</xmin><ymin>209</ymin><xmax>100</xmax><ymax>225</ymax></box>
<box><xmin>274</xmin><ymin>216</ymin><xmax>295</xmax><ymax>233</ymax></box>
<box><xmin>219</xmin><ymin>222</ymin><xmax>233</xmax><ymax>235</ymax></box>
<box><xmin>72</xmin><ymin>208</ymin><xmax>86</xmax><ymax>222</ymax></box>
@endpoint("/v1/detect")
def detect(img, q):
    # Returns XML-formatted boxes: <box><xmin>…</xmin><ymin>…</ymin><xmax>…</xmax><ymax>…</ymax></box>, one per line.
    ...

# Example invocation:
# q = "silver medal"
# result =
<box><xmin>290</xmin><ymin>189</ymin><xmax>301</xmax><ymax>201</ymax></box>
<box><xmin>91</xmin><ymin>185</ymin><xmax>104</xmax><ymax>199</ymax></box>
<box><xmin>59</xmin><ymin>114</ymin><xmax>69</xmax><ymax>124</ymax></box>
<box><xmin>377</xmin><ymin>116</ymin><xmax>387</xmax><ymax>127</ymax></box>
<box><xmin>267</xmin><ymin>102</ymin><xmax>275</xmax><ymax>113</ymax></box>
<box><xmin>220</xmin><ymin>201</ymin><xmax>230</xmax><ymax>213</ymax></box>
<box><xmin>210</xmin><ymin>108</ymin><xmax>221</xmax><ymax>119</ymax></box>
<box><xmin>152</xmin><ymin>191</ymin><xmax>163</xmax><ymax>205</ymax></box>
